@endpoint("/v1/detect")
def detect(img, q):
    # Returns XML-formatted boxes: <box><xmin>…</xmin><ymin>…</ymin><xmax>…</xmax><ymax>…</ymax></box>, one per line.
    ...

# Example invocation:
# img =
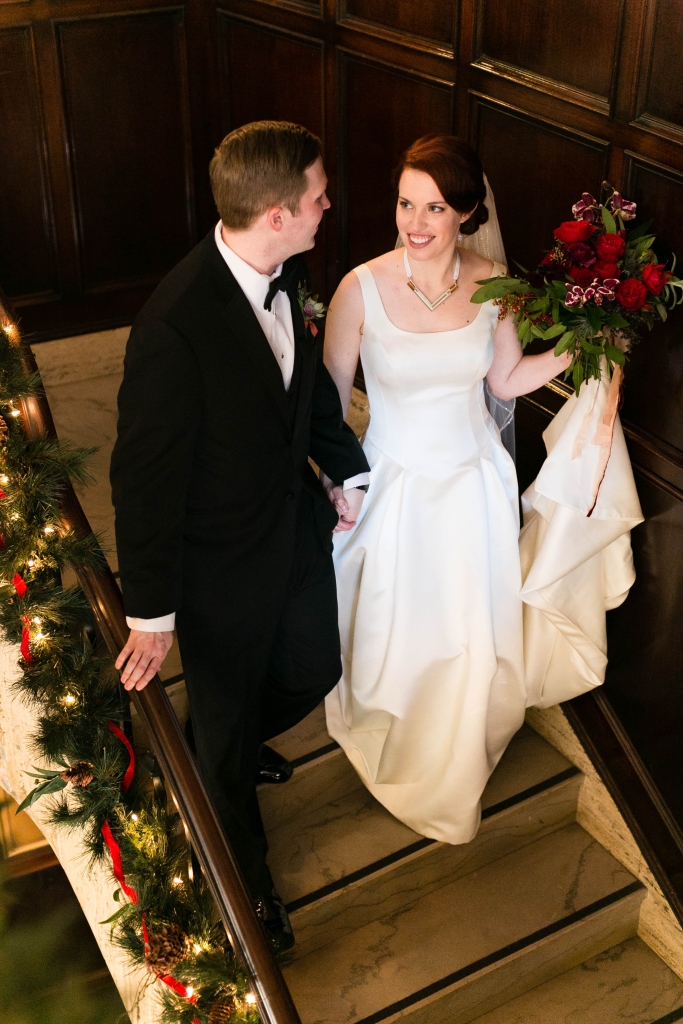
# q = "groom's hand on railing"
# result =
<box><xmin>115</xmin><ymin>630</ymin><xmax>174</xmax><ymax>691</ymax></box>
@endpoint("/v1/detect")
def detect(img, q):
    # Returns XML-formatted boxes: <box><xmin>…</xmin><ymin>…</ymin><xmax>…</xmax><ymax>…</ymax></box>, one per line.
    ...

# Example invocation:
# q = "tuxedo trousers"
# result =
<box><xmin>176</xmin><ymin>495</ymin><xmax>341</xmax><ymax>896</ymax></box>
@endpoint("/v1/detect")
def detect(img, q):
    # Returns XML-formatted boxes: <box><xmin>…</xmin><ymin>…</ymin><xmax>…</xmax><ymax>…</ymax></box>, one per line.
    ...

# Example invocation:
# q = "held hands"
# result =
<box><xmin>115</xmin><ymin>629</ymin><xmax>174</xmax><ymax>691</ymax></box>
<box><xmin>321</xmin><ymin>473</ymin><xmax>365</xmax><ymax>532</ymax></box>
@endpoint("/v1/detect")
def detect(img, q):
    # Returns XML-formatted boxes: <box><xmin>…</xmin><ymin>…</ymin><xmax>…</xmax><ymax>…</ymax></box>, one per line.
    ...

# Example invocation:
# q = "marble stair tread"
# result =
<box><xmin>469</xmin><ymin>935</ymin><xmax>683</xmax><ymax>1024</ymax></box>
<box><xmin>481</xmin><ymin>723</ymin><xmax>570</xmax><ymax>810</ymax></box>
<box><xmin>285</xmin><ymin>771</ymin><xmax>581</xmax><ymax>960</ymax></box>
<box><xmin>269</xmin><ymin>784</ymin><xmax>420</xmax><ymax>905</ymax></box>
<box><xmin>266</xmin><ymin>722</ymin><xmax>574</xmax><ymax>906</ymax></box>
<box><xmin>258</xmin><ymin>746</ymin><xmax>361</xmax><ymax>830</ymax></box>
<box><xmin>284</xmin><ymin>823</ymin><xmax>640</xmax><ymax>1024</ymax></box>
<box><xmin>269</xmin><ymin>702</ymin><xmax>332</xmax><ymax>764</ymax></box>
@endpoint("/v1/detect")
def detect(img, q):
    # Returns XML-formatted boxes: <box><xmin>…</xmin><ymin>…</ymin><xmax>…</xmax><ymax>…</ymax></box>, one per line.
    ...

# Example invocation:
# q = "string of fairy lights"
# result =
<box><xmin>0</xmin><ymin>311</ymin><xmax>261</xmax><ymax>1024</ymax></box>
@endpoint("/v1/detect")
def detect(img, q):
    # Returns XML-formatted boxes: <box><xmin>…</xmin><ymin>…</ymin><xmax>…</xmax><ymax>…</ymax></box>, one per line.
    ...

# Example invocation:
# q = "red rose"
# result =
<box><xmin>595</xmin><ymin>233</ymin><xmax>626</xmax><ymax>262</ymax></box>
<box><xmin>540</xmin><ymin>252</ymin><xmax>555</xmax><ymax>266</ymax></box>
<box><xmin>553</xmin><ymin>220</ymin><xmax>595</xmax><ymax>244</ymax></box>
<box><xmin>593</xmin><ymin>260</ymin><xmax>620</xmax><ymax>281</ymax></box>
<box><xmin>641</xmin><ymin>262</ymin><xmax>671</xmax><ymax>295</ymax></box>
<box><xmin>616</xmin><ymin>277</ymin><xmax>647</xmax><ymax>310</ymax></box>
<box><xmin>569</xmin><ymin>267</ymin><xmax>596</xmax><ymax>288</ymax></box>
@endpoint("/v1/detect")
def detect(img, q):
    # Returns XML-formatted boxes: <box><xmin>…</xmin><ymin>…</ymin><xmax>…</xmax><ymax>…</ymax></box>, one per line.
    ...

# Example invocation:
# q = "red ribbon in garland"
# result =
<box><xmin>107</xmin><ymin>720</ymin><xmax>135</xmax><ymax>794</ymax></box>
<box><xmin>20</xmin><ymin>615</ymin><xmax>31</xmax><ymax>662</ymax></box>
<box><xmin>101</xmin><ymin>819</ymin><xmax>138</xmax><ymax>904</ymax></box>
<box><xmin>13</xmin><ymin>572</ymin><xmax>27</xmax><ymax>598</ymax></box>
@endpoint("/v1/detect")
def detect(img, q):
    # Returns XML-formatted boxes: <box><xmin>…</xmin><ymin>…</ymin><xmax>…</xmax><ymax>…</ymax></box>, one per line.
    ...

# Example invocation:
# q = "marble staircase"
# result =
<box><xmin>263</xmin><ymin>705</ymin><xmax>683</xmax><ymax>1024</ymax></box>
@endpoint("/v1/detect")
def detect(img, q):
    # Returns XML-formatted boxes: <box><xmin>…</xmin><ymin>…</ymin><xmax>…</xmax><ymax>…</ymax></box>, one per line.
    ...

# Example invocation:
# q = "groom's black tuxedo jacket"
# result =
<box><xmin>110</xmin><ymin>230</ymin><xmax>369</xmax><ymax>626</ymax></box>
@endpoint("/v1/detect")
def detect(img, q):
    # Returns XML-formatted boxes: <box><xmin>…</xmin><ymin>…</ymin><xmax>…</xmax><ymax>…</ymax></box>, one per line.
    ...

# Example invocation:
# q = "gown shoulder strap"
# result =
<box><xmin>352</xmin><ymin>264</ymin><xmax>385</xmax><ymax>325</ymax></box>
<box><xmin>489</xmin><ymin>260</ymin><xmax>508</xmax><ymax>278</ymax></box>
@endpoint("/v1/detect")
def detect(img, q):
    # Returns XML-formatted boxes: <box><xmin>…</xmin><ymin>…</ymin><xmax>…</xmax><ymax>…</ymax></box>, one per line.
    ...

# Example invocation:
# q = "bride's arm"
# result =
<box><xmin>486</xmin><ymin>314</ymin><xmax>572</xmax><ymax>401</ymax></box>
<box><xmin>323</xmin><ymin>271</ymin><xmax>364</xmax><ymax>418</ymax></box>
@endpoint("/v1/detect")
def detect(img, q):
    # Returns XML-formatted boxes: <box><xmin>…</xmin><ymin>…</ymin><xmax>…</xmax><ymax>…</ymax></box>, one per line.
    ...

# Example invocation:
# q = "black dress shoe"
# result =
<box><xmin>256</xmin><ymin>744</ymin><xmax>293</xmax><ymax>785</ymax></box>
<box><xmin>254</xmin><ymin>890</ymin><xmax>295</xmax><ymax>952</ymax></box>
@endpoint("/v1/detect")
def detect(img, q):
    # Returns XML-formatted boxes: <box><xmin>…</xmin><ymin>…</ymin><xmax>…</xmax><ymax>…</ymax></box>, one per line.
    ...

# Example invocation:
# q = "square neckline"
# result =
<box><xmin>358</xmin><ymin>259</ymin><xmax>495</xmax><ymax>337</ymax></box>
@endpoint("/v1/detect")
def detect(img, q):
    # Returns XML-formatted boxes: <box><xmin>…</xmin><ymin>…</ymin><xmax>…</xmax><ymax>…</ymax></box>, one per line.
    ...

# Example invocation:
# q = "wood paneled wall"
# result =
<box><xmin>2</xmin><ymin>1</ymin><xmax>683</xmax><ymax>832</ymax></box>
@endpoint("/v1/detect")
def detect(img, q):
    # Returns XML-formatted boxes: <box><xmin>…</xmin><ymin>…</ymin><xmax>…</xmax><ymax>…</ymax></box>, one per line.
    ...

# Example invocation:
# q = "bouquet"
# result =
<box><xmin>472</xmin><ymin>185</ymin><xmax>683</xmax><ymax>394</ymax></box>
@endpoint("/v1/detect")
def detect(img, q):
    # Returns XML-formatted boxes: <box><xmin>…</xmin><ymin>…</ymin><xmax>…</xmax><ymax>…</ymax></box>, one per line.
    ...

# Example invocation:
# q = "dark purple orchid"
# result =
<box><xmin>572</xmin><ymin>192</ymin><xmax>599</xmax><ymax>222</ymax></box>
<box><xmin>567</xmin><ymin>241</ymin><xmax>597</xmax><ymax>267</ymax></box>
<box><xmin>608</xmin><ymin>192</ymin><xmax>637</xmax><ymax>221</ymax></box>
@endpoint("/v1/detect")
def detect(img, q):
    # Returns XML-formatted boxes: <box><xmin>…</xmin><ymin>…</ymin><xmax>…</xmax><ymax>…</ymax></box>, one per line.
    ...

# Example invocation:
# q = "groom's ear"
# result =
<box><xmin>265</xmin><ymin>206</ymin><xmax>286</xmax><ymax>233</ymax></box>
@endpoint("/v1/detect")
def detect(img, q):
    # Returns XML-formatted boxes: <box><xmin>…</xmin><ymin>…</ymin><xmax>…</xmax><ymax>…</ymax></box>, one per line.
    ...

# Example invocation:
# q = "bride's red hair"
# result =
<box><xmin>395</xmin><ymin>135</ymin><xmax>489</xmax><ymax>236</ymax></box>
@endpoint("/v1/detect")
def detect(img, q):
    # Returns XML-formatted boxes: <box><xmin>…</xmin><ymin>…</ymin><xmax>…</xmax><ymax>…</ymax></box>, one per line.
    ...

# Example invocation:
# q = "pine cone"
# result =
<box><xmin>0</xmin><ymin>415</ymin><xmax>8</xmax><ymax>441</ymax></box>
<box><xmin>146</xmin><ymin>923</ymin><xmax>189</xmax><ymax>974</ymax></box>
<box><xmin>60</xmin><ymin>761</ymin><xmax>94</xmax><ymax>787</ymax></box>
<box><xmin>208</xmin><ymin>996</ymin><xmax>237</xmax><ymax>1024</ymax></box>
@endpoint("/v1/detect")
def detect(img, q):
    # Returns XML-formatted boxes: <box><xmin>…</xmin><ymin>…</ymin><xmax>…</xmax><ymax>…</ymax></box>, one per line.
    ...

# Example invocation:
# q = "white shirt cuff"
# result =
<box><xmin>343</xmin><ymin>472</ymin><xmax>370</xmax><ymax>491</ymax></box>
<box><xmin>126</xmin><ymin>613</ymin><xmax>176</xmax><ymax>632</ymax></box>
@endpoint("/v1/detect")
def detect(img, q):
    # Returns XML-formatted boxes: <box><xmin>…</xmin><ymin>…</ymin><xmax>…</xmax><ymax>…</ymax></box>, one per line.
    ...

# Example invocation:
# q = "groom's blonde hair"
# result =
<box><xmin>210</xmin><ymin>121</ymin><xmax>322</xmax><ymax>230</ymax></box>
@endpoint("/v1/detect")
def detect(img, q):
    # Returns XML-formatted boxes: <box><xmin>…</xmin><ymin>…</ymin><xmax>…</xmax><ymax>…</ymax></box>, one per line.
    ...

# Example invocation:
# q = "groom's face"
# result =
<box><xmin>281</xmin><ymin>157</ymin><xmax>331</xmax><ymax>256</ymax></box>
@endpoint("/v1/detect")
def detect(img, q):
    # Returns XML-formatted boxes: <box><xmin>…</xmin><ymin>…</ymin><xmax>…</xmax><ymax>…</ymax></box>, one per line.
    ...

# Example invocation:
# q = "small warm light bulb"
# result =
<box><xmin>43</xmin><ymin>526</ymin><xmax>54</xmax><ymax>534</ymax></box>
<box><xmin>27</xmin><ymin>560</ymin><xmax>35</xmax><ymax>568</ymax></box>
<box><xmin>130</xmin><ymin>813</ymin><xmax>139</xmax><ymax>822</ymax></box>
<box><xmin>34</xmin><ymin>632</ymin><xmax>45</xmax><ymax>641</ymax></box>
<box><xmin>185</xmin><ymin>987</ymin><xmax>194</xmax><ymax>998</ymax></box>
<box><xmin>3</xmin><ymin>324</ymin><xmax>15</xmax><ymax>337</ymax></box>
<box><xmin>193</xmin><ymin>943</ymin><xmax>202</xmax><ymax>955</ymax></box>
<box><xmin>10</xmin><ymin>409</ymin><xmax>20</xmax><ymax>418</ymax></box>
<box><xmin>0</xmin><ymin>476</ymin><xmax>8</xmax><ymax>484</ymax></box>
<box><xmin>32</xmin><ymin>617</ymin><xmax>42</xmax><ymax>625</ymax></box>
<box><xmin>245</xmin><ymin>994</ymin><xmax>257</xmax><ymax>1005</ymax></box>
<box><xmin>64</xmin><ymin>694</ymin><xmax>76</xmax><ymax>705</ymax></box>
<box><xmin>172</xmin><ymin>876</ymin><xmax>183</xmax><ymax>886</ymax></box>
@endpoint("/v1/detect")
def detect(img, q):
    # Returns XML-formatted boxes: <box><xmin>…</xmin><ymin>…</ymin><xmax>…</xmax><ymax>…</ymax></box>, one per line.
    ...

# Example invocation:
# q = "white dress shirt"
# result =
<box><xmin>127</xmin><ymin>223</ymin><xmax>369</xmax><ymax>633</ymax></box>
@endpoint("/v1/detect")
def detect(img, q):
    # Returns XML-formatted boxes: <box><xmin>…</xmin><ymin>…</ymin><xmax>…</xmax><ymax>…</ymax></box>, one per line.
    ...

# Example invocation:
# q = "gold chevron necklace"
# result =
<box><xmin>404</xmin><ymin>248</ymin><xmax>461</xmax><ymax>311</ymax></box>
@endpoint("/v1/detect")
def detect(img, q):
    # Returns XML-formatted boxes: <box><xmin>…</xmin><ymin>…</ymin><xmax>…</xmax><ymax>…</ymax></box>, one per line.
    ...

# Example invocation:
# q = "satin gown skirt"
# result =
<box><xmin>326</xmin><ymin>261</ymin><xmax>526</xmax><ymax>844</ymax></box>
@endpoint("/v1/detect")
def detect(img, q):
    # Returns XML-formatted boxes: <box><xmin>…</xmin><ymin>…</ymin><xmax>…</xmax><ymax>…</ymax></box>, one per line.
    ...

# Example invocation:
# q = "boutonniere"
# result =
<box><xmin>297</xmin><ymin>284</ymin><xmax>327</xmax><ymax>337</ymax></box>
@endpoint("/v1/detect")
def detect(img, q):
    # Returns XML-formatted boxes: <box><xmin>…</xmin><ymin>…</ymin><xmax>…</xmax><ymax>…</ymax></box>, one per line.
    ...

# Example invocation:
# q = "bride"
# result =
<box><xmin>323</xmin><ymin>135</ymin><xmax>572</xmax><ymax>844</ymax></box>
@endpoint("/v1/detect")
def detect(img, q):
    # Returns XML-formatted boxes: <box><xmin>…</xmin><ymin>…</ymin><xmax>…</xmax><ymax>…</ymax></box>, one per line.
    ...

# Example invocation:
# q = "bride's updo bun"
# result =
<box><xmin>395</xmin><ymin>135</ymin><xmax>489</xmax><ymax>236</ymax></box>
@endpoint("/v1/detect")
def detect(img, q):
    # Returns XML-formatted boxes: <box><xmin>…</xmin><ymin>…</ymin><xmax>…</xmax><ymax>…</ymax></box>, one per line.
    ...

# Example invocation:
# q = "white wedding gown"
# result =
<box><xmin>325</xmin><ymin>260</ymin><xmax>528</xmax><ymax>844</ymax></box>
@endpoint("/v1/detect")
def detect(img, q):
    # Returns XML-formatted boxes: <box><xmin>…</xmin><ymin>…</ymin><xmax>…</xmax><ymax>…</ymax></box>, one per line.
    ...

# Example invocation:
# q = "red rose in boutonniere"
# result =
<box><xmin>297</xmin><ymin>284</ymin><xmax>327</xmax><ymax>337</ymax></box>
<box><xmin>642</xmin><ymin>263</ymin><xmax>672</xmax><ymax>295</ymax></box>
<box><xmin>596</xmin><ymin>233</ymin><xmax>626</xmax><ymax>262</ymax></box>
<box><xmin>593</xmin><ymin>260</ymin><xmax>620</xmax><ymax>280</ymax></box>
<box><xmin>617</xmin><ymin>278</ymin><xmax>648</xmax><ymax>310</ymax></box>
<box><xmin>553</xmin><ymin>220</ymin><xmax>594</xmax><ymax>244</ymax></box>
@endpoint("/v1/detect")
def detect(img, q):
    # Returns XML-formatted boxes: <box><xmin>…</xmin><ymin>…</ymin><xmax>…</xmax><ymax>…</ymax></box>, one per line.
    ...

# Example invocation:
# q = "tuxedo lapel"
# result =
<box><xmin>205</xmin><ymin>236</ymin><xmax>290</xmax><ymax>429</ymax></box>
<box><xmin>287</xmin><ymin>275</ymin><xmax>316</xmax><ymax>436</ymax></box>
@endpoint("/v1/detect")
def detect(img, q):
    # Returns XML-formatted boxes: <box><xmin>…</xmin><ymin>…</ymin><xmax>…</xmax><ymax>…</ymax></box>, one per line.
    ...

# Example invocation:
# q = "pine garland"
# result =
<box><xmin>0</xmin><ymin>315</ymin><xmax>260</xmax><ymax>1024</ymax></box>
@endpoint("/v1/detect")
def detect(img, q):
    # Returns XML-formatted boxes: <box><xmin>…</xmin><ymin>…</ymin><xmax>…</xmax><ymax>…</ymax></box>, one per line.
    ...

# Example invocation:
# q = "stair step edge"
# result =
<box><xmin>347</xmin><ymin>881</ymin><xmax>645</xmax><ymax>1024</ymax></box>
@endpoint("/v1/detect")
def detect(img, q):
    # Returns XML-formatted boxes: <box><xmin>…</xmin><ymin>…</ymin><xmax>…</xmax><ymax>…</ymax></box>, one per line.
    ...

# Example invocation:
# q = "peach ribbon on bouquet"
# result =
<box><xmin>586</xmin><ymin>364</ymin><xmax>623</xmax><ymax>516</ymax></box>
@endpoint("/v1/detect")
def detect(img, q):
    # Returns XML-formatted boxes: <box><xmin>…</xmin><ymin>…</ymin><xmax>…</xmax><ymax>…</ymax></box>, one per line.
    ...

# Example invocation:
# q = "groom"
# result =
<box><xmin>110</xmin><ymin>121</ymin><xmax>369</xmax><ymax>949</ymax></box>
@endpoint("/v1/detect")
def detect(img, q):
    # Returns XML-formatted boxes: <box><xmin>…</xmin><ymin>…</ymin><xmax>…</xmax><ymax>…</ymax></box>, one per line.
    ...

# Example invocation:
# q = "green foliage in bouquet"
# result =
<box><xmin>0</xmin><ymin>317</ymin><xmax>258</xmax><ymax>1024</ymax></box>
<box><xmin>472</xmin><ymin>185</ymin><xmax>683</xmax><ymax>393</ymax></box>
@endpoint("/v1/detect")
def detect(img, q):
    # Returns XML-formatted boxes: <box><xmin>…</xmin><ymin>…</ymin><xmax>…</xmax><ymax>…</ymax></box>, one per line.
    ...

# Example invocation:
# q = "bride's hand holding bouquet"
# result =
<box><xmin>472</xmin><ymin>185</ymin><xmax>683</xmax><ymax>394</ymax></box>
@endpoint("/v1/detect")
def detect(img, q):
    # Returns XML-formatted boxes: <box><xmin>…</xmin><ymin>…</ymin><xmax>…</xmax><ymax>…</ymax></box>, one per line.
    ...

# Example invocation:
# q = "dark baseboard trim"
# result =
<box><xmin>287</xmin><ymin>766</ymin><xmax>580</xmax><ymax>914</ymax></box>
<box><xmin>352</xmin><ymin>881</ymin><xmax>643</xmax><ymax>1024</ymax></box>
<box><xmin>562</xmin><ymin>691</ymin><xmax>683</xmax><ymax>929</ymax></box>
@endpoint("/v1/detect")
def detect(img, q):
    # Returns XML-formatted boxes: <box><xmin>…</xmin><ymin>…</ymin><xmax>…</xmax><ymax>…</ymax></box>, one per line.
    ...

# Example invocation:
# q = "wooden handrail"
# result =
<box><xmin>0</xmin><ymin>298</ymin><xmax>301</xmax><ymax>1024</ymax></box>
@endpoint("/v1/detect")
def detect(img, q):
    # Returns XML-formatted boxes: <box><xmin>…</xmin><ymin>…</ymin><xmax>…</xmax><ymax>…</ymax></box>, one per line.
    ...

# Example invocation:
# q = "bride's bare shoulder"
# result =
<box><xmin>459</xmin><ymin>248</ymin><xmax>496</xmax><ymax>279</ymax></box>
<box><xmin>365</xmin><ymin>249</ymin><xmax>404</xmax><ymax>280</ymax></box>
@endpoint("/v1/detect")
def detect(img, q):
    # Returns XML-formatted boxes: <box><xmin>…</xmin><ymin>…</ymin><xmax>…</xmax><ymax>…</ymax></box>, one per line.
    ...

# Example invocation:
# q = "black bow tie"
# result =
<box><xmin>264</xmin><ymin>257</ymin><xmax>302</xmax><ymax>311</ymax></box>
